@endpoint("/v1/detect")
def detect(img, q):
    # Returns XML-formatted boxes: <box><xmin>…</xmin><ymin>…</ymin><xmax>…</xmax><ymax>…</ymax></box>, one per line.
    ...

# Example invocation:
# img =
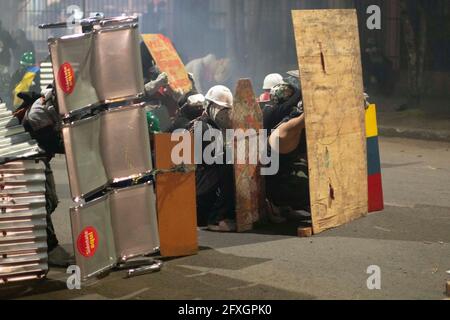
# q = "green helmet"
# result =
<box><xmin>270</xmin><ymin>83</ymin><xmax>295</xmax><ymax>105</ymax></box>
<box><xmin>146</xmin><ymin>111</ymin><xmax>161</xmax><ymax>133</ymax></box>
<box><xmin>20</xmin><ymin>52</ymin><xmax>35</xmax><ymax>66</ymax></box>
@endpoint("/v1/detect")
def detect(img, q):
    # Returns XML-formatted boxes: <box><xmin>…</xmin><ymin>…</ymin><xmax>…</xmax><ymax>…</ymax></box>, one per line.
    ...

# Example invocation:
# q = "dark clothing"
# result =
<box><xmin>0</xmin><ymin>29</ymin><xmax>16</xmax><ymax>67</ymax></box>
<box><xmin>262</xmin><ymin>87</ymin><xmax>302</xmax><ymax>130</ymax></box>
<box><xmin>167</xmin><ymin>102</ymin><xmax>203</xmax><ymax>133</ymax></box>
<box><xmin>141</xmin><ymin>41</ymin><xmax>159</xmax><ymax>83</ymax></box>
<box><xmin>266</xmin><ymin>117</ymin><xmax>310</xmax><ymax>211</ymax></box>
<box><xmin>44</xmin><ymin>160</ymin><xmax>59</xmax><ymax>251</ymax></box>
<box><xmin>191</xmin><ymin>114</ymin><xmax>235</xmax><ymax>225</ymax></box>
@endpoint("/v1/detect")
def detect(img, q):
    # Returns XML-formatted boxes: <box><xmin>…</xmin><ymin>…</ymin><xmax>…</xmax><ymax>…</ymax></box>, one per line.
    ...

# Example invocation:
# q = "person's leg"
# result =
<box><xmin>44</xmin><ymin>160</ymin><xmax>59</xmax><ymax>251</ymax></box>
<box><xmin>266</xmin><ymin>162</ymin><xmax>310</xmax><ymax>212</ymax></box>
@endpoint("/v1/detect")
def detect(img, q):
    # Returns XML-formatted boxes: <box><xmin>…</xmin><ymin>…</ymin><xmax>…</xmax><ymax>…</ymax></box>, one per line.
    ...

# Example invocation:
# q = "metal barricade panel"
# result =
<box><xmin>70</xmin><ymin>195</ymin><xmax>117</xmax><ymax>281</ymax></box>
<box><xmin>93</xmin><ymin>25</ymin><xmax>144</xmax><ymax>102</ymax></box>
<box><xmin>49</xmin><ymin>33</ymin><xmax>99</xmax><ymax>115</ymax></box>
<box><xmin>62</xmin><ymin>116</ymin><xmax>108</xmax><ymax>200</ymax></box>
<box><xmin>100</xmin><ymin>104</ymin><xmax>152</xmax><ymax>182</ymax></box>
<box><xmin>110</xmin><ymin>182</ymin><xmax>160</xmax><ymax>262</ymax></box>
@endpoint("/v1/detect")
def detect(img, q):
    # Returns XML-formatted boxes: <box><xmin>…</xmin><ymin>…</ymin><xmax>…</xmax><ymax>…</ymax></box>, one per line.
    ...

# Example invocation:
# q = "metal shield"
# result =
<box><xmin>100</xmin><ymin>103</ymin><xmax>152</xmax><ymax>182</ymax></box>
<box><xmin>62</xmin><ymin>115</ymin><xmax>108</xmax><ymax>200</ymax></box>
<box><xmin>70</xmin><ymin>194</ymin><xmax>117</xmax><ymax>281</ymax></box>
<box><xmin>109</xmin><ymin>182</ymin><xmax>160</xmax><ymax>262</ymax></box>
<box><xmin>93</xmin><ymin>24</ymin><xmax>144</xmax><ymax>103</ymax></box>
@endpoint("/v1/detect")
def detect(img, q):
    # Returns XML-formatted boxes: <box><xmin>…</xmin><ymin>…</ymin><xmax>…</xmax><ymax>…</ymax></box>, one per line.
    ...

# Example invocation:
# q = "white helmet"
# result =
<box><xmin>205</xmin><ymin>85</ymin><xmax>233</xmax><ymax>109</ymax></box>
<box><xmin>263</xmin><ymin>73</ymin><xmax>284</xmax><ymax>90</ymax></box>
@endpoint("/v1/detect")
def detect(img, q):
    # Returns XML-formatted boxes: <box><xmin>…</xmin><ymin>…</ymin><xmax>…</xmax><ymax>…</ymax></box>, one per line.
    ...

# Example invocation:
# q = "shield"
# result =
<box><xmin>62</xmin><ymin>115</ymin><xmax>108</xmax><ymax>200</ymax></box>
<box><xmin>110</xmin><ymin>182</ymin><xmax>160</xmax><ymax>262</ymax></box>
<box><xmin>100</xmin><ymin>103</ymin><xmax>153</xmax><ymax>183</ymax></box>
<box><xmin>49</xmin><ymin>24</ymin><xmax>144</xmax><ymax>117</ymax></box>
<box><xmin>70</xmin><ymin>194</ymin><xmax>117</xmax><ymax>281</ymax></box>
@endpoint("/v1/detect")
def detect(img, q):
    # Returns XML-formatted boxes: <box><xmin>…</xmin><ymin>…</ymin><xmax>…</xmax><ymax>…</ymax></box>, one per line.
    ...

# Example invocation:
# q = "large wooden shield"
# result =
<box><xmin>292</xmin><ymin>10</ymin><xmax>368</xmax><ymax>234</ymax></box>
<box><xmin>232</xmin><ymin>79</ymin><xmax>264</xmax><ymax>232</ymax></box>
<box><xmin>141</xmin><ymin>34</ymin><xmax>192</xmax><ymax>95</ymax></box>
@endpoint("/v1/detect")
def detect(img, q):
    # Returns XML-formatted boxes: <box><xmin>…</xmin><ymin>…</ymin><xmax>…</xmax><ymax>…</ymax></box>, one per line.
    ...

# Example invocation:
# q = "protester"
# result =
<box><xmin>10</xmin><ymin>51</ymin><xmax>40</xmax><ymax>109</ymax></box>
<box><xmin>0</xmin><ymin>20</ymin><xmax>16</xmax><ymax>71</ymax></box>
<box><xmin>259</xmin><ymin>73</ymin><xmax>284</xmax><ymax>104</ymax></box>
<box><xmin>14</xmin><ymin>88</ymin><xmax>72</xmax><ymax>267</ymax></box>
<box><xmin>262</xmin><ymin>73</ymin><xmax>310</xmax><ymax>220</ymax></box>
<box><xmin>12</xmin><ymin>29</ymin><xmax>35</xmax><ymax>69</ymax></box>
<box><xmin>168</xmin><ymin>92</ymin><xmax>205</xmax><ymax>132</ymax></box>
<box><xmin>190</xmin><ymin>85</ymin><xmax>236</xmax><ymax>232</ymax></box>
<box><xmin>262</xmin><ymin>82</ymin><xmax>302</xmax><ymax>131</ymax></box>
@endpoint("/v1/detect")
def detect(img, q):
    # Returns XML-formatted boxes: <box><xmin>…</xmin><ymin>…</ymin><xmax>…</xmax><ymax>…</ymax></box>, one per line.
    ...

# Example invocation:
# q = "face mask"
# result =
<box><xmin>207</xmin><ymin>103</ymin><xmax>232</xmax><ymax>129</ymax></box>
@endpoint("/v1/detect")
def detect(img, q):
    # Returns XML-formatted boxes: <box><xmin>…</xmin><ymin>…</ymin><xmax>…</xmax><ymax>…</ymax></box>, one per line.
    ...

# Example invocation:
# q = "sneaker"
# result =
<box><xmin>48</xmin><ymin>246</ymin><xmax>75</xmax><ymax>268</ymax></box>
<box><xmin>207</xmin><ymin>220</ymin><xmax>237</xmax><ymax>232</ymax></box>
<box><xmin>265</xmin><ymin>200</ymin><xmax>287</xmax><ymax>224</ymax></box>
<box><xmin>283</xmin><ymin>209</ymin><xmax>312</xmax><ymax>221</ymax></box>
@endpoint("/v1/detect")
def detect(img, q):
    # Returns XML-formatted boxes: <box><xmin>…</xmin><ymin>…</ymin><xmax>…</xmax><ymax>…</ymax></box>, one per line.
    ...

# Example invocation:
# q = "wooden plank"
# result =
<box><xmin>154</xmin><ymin>133</ymin><xmax>198</xmax><ymax>257</ymax></box>
<box><xmin>297</xmin><ymin>227</ymin><xmax>313</xmax><ymax>238</ymax></box>
<box><xmin>141</xmin><ymin>34</ymin><xmax>192</xmax><ymax>94</ymax></box>
<box><xmin>292</xmin><ymin>10</ymin><xmax>368</xmax><ymax>234</ymax></box>
<box><xmin>231</xmin><ymin>79</ymin><xmax>264</xmax><ymax>232</ymax></box>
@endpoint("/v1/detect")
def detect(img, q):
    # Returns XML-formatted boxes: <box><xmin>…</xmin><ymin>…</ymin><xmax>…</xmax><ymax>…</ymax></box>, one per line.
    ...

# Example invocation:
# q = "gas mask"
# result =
<box><xmin>206</xmin><ymin>102</ymin><xmax>233</xmax><ymax>129</ymax></box>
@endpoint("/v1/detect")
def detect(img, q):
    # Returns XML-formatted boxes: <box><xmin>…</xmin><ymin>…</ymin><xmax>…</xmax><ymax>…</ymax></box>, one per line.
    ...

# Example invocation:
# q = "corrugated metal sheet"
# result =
<box><xmin>0</xmin><ymin>159</ymin><xmax>48</xmax><ymax>285</ymax></box>
<box><xmin>0</xmin><ymin>103</ymin><xmax>44</xmax><ymax>164</ymax></box>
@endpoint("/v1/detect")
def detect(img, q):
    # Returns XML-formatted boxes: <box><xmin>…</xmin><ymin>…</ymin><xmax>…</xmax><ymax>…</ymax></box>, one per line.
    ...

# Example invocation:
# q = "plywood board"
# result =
<box><xmin>154</xmin><ymin>133</ymin><xmax>198</xmax><ymax>257</ymax></box>
<box><xmin>142</xmin><ymin>34</ymin><xmax>192</xmax><ymax>94</ymax></box>
<box><xmin>231</xmin><ymin>79</ymin><xmax>264</xmax><ymax>232</ymax></box>
<box><xmin>292</xmin><ymin>9</ymin><xmax>368</xmax><ymax>234</ymax></box>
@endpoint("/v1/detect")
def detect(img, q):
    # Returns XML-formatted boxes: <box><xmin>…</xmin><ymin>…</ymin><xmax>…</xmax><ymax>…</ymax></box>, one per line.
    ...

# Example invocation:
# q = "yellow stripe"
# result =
<box><xmin>365</xmin><ymin>104</ymin><xmax>378</xmax><ymax>138</ymax></box>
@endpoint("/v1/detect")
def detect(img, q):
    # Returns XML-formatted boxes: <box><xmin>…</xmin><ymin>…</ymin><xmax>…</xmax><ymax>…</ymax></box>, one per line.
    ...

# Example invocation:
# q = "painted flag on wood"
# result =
<box><xmin>141</xmin><ymin>34</ymin><xmax>192</xmax><ymax>94</ymax></box>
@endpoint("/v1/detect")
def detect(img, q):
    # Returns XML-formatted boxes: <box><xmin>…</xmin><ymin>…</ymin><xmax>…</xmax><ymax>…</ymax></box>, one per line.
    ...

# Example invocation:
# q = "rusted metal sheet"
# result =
<box><xmin>231</xmin><ymin>79</ymin><xmax>264</xmax><ymax>232</ymax></box>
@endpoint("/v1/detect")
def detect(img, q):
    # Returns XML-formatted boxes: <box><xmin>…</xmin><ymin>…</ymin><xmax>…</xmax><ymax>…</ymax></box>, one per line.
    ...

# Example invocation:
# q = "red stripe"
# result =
<box><xmin>368</xmin><ymin>173</ymin><xmax>384</xmax><ymax>212</ymax></box>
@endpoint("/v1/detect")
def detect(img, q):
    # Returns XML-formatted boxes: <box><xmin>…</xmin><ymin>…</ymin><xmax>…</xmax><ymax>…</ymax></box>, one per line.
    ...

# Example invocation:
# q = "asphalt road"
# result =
<box><xmin>2</xmin><ymin>137</ymin><xmax>450</xmax><ymax>300</ymax></box>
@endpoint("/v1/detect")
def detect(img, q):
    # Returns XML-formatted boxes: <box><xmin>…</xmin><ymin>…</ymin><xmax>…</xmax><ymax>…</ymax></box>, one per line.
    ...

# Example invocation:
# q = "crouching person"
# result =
<box><xmin>190</xmin><ymin>85</ymin><xmax>236</xmax><ymax>232</ymax></box>
<box><xmin>14</xmin><ymin>88</ymin><xmax>72</xmax><ymax>267</ymax></box>
<box><xmin>266</xmin><ymin>106</ymin><xmax>310</xmax><ymax>216</ymax></box>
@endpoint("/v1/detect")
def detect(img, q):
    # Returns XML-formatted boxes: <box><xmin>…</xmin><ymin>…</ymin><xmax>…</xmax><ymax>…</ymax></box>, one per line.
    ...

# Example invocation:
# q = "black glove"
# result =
<box><xmin>16</xmin><ymin>92</ymin><xmax>42</xmax><ymax>111</ymax></box>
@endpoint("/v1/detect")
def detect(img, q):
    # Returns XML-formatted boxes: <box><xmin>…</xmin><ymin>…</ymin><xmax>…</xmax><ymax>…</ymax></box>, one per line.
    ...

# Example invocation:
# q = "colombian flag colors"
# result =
<box><xmin>366</xmin><ymin>104</ymin><xmax>384</xmax><ymax>212</ymax></box>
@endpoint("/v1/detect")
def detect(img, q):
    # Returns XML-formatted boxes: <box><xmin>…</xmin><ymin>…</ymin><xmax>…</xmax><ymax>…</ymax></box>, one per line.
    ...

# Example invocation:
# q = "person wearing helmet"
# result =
<box><xmin>168</xmin><ymin>93</ymin><xmax>205</xmax><ymax>132</ymax></box>
<box><xmin>259</xmin><ymin>73</ymin><xmax>284</xmax><ymax>104</ymax></box>
<box><xmin>10</xmin><ymin>51</ymin><xmax>40</xmax><ymax>109</ymax></box>
<box><xmin>262</xmin><ymin>73</ymin><xmax>310</xmax><ymax>221</ymax></box>
<box><xmin>265</xmin><ymin>93</ymin><xmax>310</xmax><ymax>218</ymax></box>
<box><xmin>262</xmin><ymin>82</ymin><xmax>302</xmax><ymax>130</ymax></box>
<box><xmin>189</xmin><ymin>85</ymin><xmax>236</xmax><ymax>232</ymax></box>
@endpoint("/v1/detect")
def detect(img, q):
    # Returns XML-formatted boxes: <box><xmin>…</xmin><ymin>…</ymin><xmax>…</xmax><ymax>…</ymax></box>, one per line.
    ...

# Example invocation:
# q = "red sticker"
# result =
<box><xmin>58</xmin><ymin>62</ymin><xmax>76</xmax><ymax>94</ymax></box>
<box><xmin>77</xmin><ymin>226</ymin><xmax>99</xmax><ymax>258</ymax></box>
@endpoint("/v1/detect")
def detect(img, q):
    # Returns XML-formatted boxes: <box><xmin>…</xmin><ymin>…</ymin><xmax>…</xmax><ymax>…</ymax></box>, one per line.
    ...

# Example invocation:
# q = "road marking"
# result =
<box><xmin>115</xmin><ymin>288</ymin><xmax>150</xmax><ymax>300</ymax></box>
<box><xmin>228</xmin><ymin>283</ymin><xmax>259</xmax><ymax>291</ymax></box>
<box><xmin>384</xmin><ymin>202</ymin><xmax>415</xmax><ymax>209</ymax></box>
<box><xmin>374</xmin><ymin>226</ymin><xmax>391</xmax><ymax>232</ymax></box>
<box><xmin>73</xmin><ymin>294</ymin><xmax>108</xmax><ymax>300</ymax></box>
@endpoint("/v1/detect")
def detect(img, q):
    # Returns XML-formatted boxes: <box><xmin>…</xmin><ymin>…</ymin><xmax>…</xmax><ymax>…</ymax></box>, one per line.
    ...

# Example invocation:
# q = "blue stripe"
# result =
<box><xmin>367</xmin><ymin>136</ymin><xmax>381</xmax><ymax>175</ymax></box>
<box><xmin>27</xmin><ymin>66</ymin><xmax>40</xmax><ymax>74</ymax></box>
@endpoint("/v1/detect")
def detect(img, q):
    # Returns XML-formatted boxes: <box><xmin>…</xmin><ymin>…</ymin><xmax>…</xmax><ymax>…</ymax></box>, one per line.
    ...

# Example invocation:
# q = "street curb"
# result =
<box><xmin>378</xmin><ymin>126</ymin><xmax>450</xmax><ymax>143</ymax></box>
